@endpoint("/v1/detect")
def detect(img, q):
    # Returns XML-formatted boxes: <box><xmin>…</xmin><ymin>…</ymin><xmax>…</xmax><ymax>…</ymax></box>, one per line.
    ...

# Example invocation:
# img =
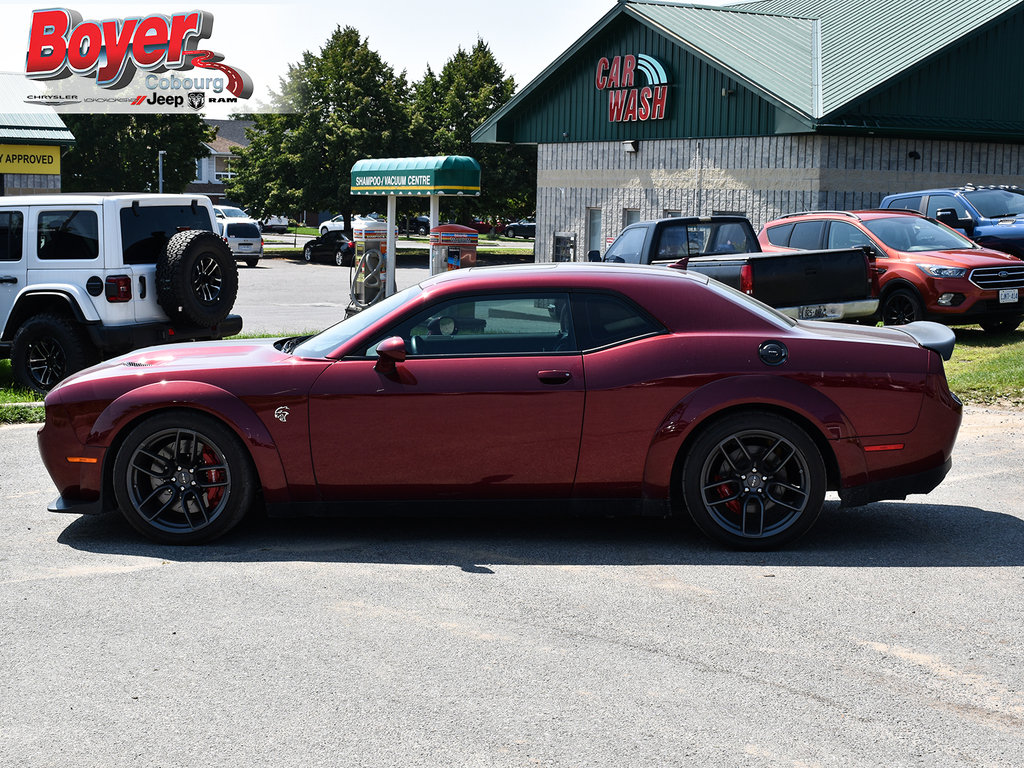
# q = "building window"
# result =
<box><xmin>624</xmin><ymin>209</ymin><xmax>641</xmax><ymax>227</ymax></box>
<box><xmin>195</xmin><ymin>159</ymin><xmax>204</xmax><ymax>183</ymax></box>
<box><xmin>214</xmin><ymin>155</ymin><xmax>236</xmax><ymax>181</ymax></box>
<box><xmin>586</xmin><ymin>208</ymin><xmax>603</xmax><ymax>257</ymax></box>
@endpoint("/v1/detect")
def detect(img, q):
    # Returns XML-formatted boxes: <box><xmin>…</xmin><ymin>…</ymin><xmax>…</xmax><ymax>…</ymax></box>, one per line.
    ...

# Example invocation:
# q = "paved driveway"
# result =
<box><xmin>1</xmin><ymin>405</ymin><xmax>1022</xmax><ymax>767</ymax></box>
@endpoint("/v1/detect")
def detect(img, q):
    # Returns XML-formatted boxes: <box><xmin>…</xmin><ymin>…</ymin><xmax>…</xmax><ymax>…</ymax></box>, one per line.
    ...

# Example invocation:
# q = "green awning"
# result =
<box><xmin>350</xmin><ymin>156</ymin><xmax>481</xmax><ymax>196</ymax></box>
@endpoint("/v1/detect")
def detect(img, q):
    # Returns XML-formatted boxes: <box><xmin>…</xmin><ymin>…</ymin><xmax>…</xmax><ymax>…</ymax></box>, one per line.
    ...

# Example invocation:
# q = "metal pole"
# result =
<box><xmin>157</xmin><ymin>150</ymin><xmax>166</xmax><ymax>193</ymax></box>
<box><xmin>386</xmin><ymin>193</ymin><xmax>397</xmax><ymax>297</ymax></box>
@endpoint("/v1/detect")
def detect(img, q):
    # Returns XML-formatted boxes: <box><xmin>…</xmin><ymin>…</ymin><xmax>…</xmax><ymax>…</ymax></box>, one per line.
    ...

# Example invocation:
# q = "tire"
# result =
<box><xmin>112</xmin><ymin>412</ymin><xmax>256</xmax><ymax>544</ymax></box>
<box><xmin>156</xmin><ymin>230</ymin><xmax>238</xmax><ymax>327</ymax></box>
<box><xmin>320</xmin><ymin>226</ymin><xmax>329</xmax><ymax>236</ymax></box>
<box><xmin>506</xmin><ymin>228</ymin><xmax>516</xmax><ymax>239</ymax></box>
<box><xmin>334</xmin><ymin>249</ymin><xmax>348</xmax><ymax>267</ymax></box>
<box><xmin>979</xmin><ymin>318</ymin><xmax>1022</xmax><ymax>334</ymax></box>
<box><xmin>244</xmin><ymin>257</ymin><xmax>259</xmax><ymax>268</ymax></box>
<box><xmin>417</xmin><ymin>225</ymin><xmax>428</xmax><ymax>236</ymax></box>
<box><xmin>880</xmin><ymin>287</ymin><xmax>924</xmax><ymax>326</ymax></box>
<box><xmin>11</xmin><ymin>313</ymin><xmax>96</xmax><ymax>395</ymax></box>
<box><xmin>681</xmin><ymin>412</ymin><xmax>826</xmax><ymax>550</ymax></box>
<box><xmin>303</xmin><ymin>242</ymin><xmax>314</xmax><ymax>262</ymax></box>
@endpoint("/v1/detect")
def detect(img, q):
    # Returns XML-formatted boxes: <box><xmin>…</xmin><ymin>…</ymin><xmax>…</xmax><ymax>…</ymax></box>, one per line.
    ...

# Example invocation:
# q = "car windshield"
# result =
<box><xmin>292</xmin><ymin>286</ymin><xmax>423</xmax><ymax>358</ymax></box>
<box><xmin>862</xmin><ymin>216</ymin><xmax>977</xmax><ymax>252</ymax></box>
<box><xmin>219</xmin><ymin>207</ymin><xmax>248</xmax><ymax>218</ymax></box>
<box><xmin>962</xmin><ymin>188</ymin><xmax>1024</xmax><ymax>218</ymax></box>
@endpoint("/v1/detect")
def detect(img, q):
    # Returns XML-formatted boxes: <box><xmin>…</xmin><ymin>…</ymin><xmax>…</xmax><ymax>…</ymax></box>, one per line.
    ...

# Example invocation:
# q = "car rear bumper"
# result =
<box><xmin>85</xmin><ymin>314</ymin><xmax>243</xmax><ymax>354</ymax></box>
<box><xmin>838</xmin><ymin>457</ymin><xmax>952</xmax><ymax>507</ymax></box>
<box><xmin>777</xmin><ymin>298</ymin><xmax>879</xmax><ymax>321</ymax></box>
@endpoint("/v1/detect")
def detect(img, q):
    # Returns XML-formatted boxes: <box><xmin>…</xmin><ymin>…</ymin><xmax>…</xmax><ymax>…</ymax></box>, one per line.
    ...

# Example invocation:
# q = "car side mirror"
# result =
<box><xmin>935</xmin><ymin>208</ymin><xmax>966</xmax><ymax>229</ymax></box>
<box><xmin>587</xmin><ymin>249</ymin><xmax>602</xmax><ymax>262</ymax></box>
<box><xmin>374</xmin><ymin>336</ymin><xmax>406</xmax><ymax>373</ymax></box>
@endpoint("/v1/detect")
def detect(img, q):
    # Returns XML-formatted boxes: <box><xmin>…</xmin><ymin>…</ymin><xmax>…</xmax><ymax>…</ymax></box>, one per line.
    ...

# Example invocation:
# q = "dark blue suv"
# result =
<box><xmin>880</xmin><ymin>185</ymin><xmax>1024</xmax><ymax>258</ymax></box>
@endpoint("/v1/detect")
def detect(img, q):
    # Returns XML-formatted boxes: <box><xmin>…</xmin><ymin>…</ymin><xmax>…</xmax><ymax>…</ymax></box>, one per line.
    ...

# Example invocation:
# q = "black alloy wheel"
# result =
<box><xmin>880</xmin><ymin>288</ymin><xmax>924</xmax><ymax>326</ymax></box>
<box><xmin>10</xmin><ymin>314</ymin><xmax>94</xmax><ymax>395</ymax></box>
<box><xmin>113</xmin><ymin>413</ymin><xmax>256</xmax><ymax>544</ymax></box>
<box><xmin>682</xmin><ymin>413</ymin><xmax>826</xmax><ymax>550</ymax></box>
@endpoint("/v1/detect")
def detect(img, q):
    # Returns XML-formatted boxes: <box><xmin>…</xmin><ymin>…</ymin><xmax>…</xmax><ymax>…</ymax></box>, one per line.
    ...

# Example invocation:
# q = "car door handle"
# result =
<box><xmin>537</xmin><ymin>370</ymin><xmax>572</xmax><ymax>385</ymax></box>
<box><xmin>0</xmin><ymin>276</ymin><xmax>17</xmax><ymax>284</ymax></box>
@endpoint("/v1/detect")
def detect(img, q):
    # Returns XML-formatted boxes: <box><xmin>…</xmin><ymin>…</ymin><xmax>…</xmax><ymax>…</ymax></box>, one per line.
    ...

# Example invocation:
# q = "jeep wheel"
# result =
<box><xmin>157</xmin><ymin>230</ymin><xmax>238</xmax><ymax>327</ymax></box>
<box><xmin>11</xmin><ymin>314</ymin><xmax>96</xmax><ymax>395</ymax></box>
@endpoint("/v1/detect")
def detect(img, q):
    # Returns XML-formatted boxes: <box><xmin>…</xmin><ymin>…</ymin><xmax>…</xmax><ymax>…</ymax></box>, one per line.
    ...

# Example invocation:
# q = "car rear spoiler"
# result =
<box><xmin>894</xmin><ymin>321</ymin><xmax>956</xmax><ymax>361</ymax></box>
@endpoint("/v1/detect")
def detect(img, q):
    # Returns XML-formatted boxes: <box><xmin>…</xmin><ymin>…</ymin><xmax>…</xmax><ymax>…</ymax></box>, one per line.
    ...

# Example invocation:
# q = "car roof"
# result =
<box><xmin>768</xmin><ymin>209</ymin><xmax>925</xmax><ymax>224</ymax></box>
<box><xmin>420</xmin><ymin>261</ymin><xmax>710</xmax><ymax>292</ymax></box>
<box><xmin>886</xmin><ymin>184</ymin><xmax>1024</xmax><ymax>196</ymax></box>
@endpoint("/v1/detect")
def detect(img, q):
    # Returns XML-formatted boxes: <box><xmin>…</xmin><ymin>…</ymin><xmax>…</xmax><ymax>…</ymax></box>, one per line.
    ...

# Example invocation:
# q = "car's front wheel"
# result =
<box><xmin>506</xmin><ymin>228</ymin><xmax>516</xmax><ymax>238</ymax></box>
<box><xmin>880</xmin><ymin>287</ymin><xmax>924</xmax><ymax>326</ymax></box>
<box><xmin>979</xmin><ymin>318</ymin><xmax>1021</xmax><ymax>334</ymax></box>
<box><xmin>681</xmin><ymin>413</ymin><xmax>826</xmax><ymax>550</ymax></box>
<box><xmin>113</xmin><ymin>412</ymin><xmax>257</xmax><ymax>544</ymax></box>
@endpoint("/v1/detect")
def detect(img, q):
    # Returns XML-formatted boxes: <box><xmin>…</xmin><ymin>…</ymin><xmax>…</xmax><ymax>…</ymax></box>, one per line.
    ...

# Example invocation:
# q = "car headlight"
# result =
<box><xmin>916</xmin><ymin>264</ymin><xmax>967</xmax><ymax>278</ymax></box>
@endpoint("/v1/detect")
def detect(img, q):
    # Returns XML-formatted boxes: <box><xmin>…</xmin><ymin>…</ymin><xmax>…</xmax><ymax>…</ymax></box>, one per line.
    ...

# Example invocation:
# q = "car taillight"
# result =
<box><xmin>105</xmin><ymin>275</ymin><xmax>132</xmax><ymax>302</ymax></box>
<box><xmin>740</xmin><ymin>264</ymin><xmax>754</xmax><ymax>295</ymax></box>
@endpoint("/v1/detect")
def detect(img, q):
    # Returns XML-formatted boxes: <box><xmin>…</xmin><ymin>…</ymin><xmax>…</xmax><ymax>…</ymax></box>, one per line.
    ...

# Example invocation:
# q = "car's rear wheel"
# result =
<box><xmin>417</xmin><ymin>224</ymin><xmax>428</xmax><ymax>236</ymax></box>
<box><xmin>979</xmin><ymin>318</ymin><xmax>1021</xmax><ymax>334</ymax></box>
<box><xmin>11</xmin><ymin>314</ymin><xmax>96</xmax><ymax>395</ymax></box>
<box><xmin>156</xmin><ymin>230</ymin><xmax>238</xmax><ymax>327</ymax></box>
<box><xmin>113</xmin><ymin>412</ymin><xmax>256</xmax><ymax>544</ymax></box>
<box><xmin>335</xmin><ymin>249</ymin><xmax>347</xmax><ymax>267</ymax></box>
<box><xmin>881</xmin><ymin>287</ymin><xmax>924</xmax><ymax>326</ymax></box>
<box><xmin>681</xmin><ymin>413</ymin><xmax>826</xmax><ymax>550</ymax></box>
<box><xmin>319</xmin><ymin>226</ymin><xmax>329</xmax><ymax>236</ymax></box>
<box><xmin>506</xmin><ymin>228</ymin><xmax>516</xmax><ymax>238</ymax></box>
<box><xmin>303</xmin><ymin>242</ymin><xmax>314</xmax><ymax>262</ymax></box>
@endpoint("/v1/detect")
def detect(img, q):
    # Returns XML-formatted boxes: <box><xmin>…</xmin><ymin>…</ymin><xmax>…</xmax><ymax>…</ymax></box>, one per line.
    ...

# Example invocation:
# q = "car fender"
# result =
<box><xmin>87</xmin><ymin>380</ymin><xmax>289</xmax><ymax>502</ymax></box>
<box><xmin>6</xmin><ymin>287</ymin><xmax>100</xmax><ymax>338</ymax></box>
<box><xmin>641</xmin><ymin>374</ymin><xmax>858</xmax><ymax>499</ymax></box>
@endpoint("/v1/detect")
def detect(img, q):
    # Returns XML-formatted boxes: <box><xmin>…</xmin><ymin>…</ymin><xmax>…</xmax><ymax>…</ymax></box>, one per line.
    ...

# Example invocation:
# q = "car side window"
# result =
<box><xmin>925</xmin><ymin>194</ymin><xmax>970</xmax><ymax>219</ymax></box>
<box><xmin>826</xmin><ymin>221</ymin><xmax>875</xmax><ymax>250</ymax></box>
<box><xmin>789</xmin><ymin>221</ymin><xmax>825</xmax><ymax>250</ymax></box>
<box><xmin>654</xmin><ymin>225</ymin><xmax>689</xmax><ymax>260</ymax></box>
<box><xmin>884</xmin><ymin>195</ymin><xmax>923</xmax><ymax>213</ymax></box>
<box><xmin>764</xmin><ymin>222</ymin><xmax>794</xmax><ymax>247</ymax></box>
<box><xmin>370</xmin><ymin>293</ymin><xmax>575</xmax><ymax>357</ymax></box>
<box><xmin>0</xmin><ymin>211</ymin><xmax>24</xmax><ymax>262</ymax></box>
<box><xmin>572</xmin><ymin>292</ymin><xmax>663</xmax><ymax>350</ymax></box>
<box><xmin>38</xmin><ymin>210</ymin><xmax>99</xmax><ymax>260</ymax></box>
<box><xmin>603</xmin><ymin>228</ymin><xmax>646</xmax><ymax>263</ymax></box>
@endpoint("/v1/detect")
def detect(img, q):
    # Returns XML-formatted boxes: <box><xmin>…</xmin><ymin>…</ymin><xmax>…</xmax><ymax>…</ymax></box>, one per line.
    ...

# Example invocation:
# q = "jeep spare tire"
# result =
<box><xmin>157</xmin><ymin>230</ymin><xmax>238</xmax><ymax>327</ymax></box>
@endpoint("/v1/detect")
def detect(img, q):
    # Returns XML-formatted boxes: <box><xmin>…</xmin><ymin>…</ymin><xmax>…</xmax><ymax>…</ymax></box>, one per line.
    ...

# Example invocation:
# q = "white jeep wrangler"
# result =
<box><xmin>0</xmin><ymin>194</ymin><xmax>242</xmax><ymax>394</ymax></box>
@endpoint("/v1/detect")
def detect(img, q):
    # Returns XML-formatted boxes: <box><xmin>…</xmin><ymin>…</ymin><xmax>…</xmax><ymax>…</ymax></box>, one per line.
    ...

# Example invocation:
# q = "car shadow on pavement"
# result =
<box><xmin>56</xmin><ymin>499</ymin><xmax>1024</xmax><ymax>569</ymax></box>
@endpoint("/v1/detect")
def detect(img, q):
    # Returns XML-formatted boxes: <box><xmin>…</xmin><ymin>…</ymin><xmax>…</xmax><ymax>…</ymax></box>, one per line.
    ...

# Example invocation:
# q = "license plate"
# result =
<box><xmin>999</xmin><ymin>288</ymin><xmax>1018</xmax><ymax>304</ymax></box>
<box><xmin>799</xmin><ymin>304</ymin><xmax>838</xmax><ymax>320</ymax></box>
<box><xmin>238</xmin><ymin>243</ymin><xmax>253</xmax><ymax>251</ymax></box>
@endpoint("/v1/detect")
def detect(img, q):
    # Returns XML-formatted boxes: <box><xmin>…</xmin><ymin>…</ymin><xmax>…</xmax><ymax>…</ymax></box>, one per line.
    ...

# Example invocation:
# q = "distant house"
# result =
<box><xmin>186</xmin><ymin>118</ymin><xmax>253</xmax><ymax>205</ymax></box>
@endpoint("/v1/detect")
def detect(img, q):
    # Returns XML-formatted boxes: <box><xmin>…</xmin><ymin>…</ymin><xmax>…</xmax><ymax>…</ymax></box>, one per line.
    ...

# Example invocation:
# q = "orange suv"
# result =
<box><xmin>759</xmin><ymin>210</ymin><xmax>1024</xmax><ymax>333</ymax></box>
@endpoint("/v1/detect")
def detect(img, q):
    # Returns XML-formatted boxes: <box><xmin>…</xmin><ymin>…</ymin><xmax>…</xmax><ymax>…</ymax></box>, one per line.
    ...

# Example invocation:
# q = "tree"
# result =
<box><xmin>228</xmin><ymin>26</ymin><xmax>412</xmax><ymax>228</ymax></box>
<box><xmin>413</xmin><ymin>39</ymin><xmax>537</xmax><ymax>222</ymax></box>
<box><xmin>60</xmin><ymin>114</ymin><xmax>212</xmax><ymax>193</ymax></box>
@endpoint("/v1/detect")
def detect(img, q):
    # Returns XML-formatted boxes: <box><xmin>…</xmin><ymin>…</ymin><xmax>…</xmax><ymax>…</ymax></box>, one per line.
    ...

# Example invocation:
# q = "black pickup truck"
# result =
<box><xmin>590</xmin><ymin>215</ymin><xmax>878</xmax><ymax>321</ymax></box>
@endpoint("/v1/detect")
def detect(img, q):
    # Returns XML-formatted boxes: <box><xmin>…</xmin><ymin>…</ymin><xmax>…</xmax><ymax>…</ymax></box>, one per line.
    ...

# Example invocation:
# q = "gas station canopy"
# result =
<box><xmin>350</xmin><ymin>155</ymin><xmax>481</xmax><ymax>197</ymax></box>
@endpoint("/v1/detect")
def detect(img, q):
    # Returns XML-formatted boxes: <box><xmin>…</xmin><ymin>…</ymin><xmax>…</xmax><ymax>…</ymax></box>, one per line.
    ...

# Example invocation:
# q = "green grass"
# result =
<box><xmin>944</xmin><ymin>327</ymin><xmax>1024</xmax><ymax>407</ymax></box>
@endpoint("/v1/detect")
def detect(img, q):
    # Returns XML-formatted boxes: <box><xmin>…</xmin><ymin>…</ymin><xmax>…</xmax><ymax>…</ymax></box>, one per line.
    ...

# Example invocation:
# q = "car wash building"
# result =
<box><xmin>473</xmin><ymin>0</ymin><xmax>1024</xmax><ymax>261</ymax></box>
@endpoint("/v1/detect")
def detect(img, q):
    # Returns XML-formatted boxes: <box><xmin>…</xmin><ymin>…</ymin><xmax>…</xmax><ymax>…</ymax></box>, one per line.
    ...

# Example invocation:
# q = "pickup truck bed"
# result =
<box><xmin>592</xmin><ymin>215</ymin><xmax>878</xmax><ymax>321</ymax></box>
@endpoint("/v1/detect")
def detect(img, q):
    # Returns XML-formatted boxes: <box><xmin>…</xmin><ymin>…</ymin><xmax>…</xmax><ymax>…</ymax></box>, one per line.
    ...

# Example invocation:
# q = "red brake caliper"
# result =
<box><xmin>201</xmin><ymin>447</ymin><xmax>225</xmax><ymax>506</ymax></box>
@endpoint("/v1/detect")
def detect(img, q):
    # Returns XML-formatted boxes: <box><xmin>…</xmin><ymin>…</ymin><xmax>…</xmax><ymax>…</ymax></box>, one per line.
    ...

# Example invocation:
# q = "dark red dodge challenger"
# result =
<box><xmin>38</xmin><ymin>264</ymin><xmax>962</xmax><ymax>549</ymax></box>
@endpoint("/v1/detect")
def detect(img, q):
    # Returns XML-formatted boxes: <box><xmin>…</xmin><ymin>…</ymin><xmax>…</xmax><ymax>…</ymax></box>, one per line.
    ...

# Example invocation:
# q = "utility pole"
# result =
<box><xmin>158</xmin><ymin>150</ymin><xmax>166</xmax><ymax>193</ymax></box>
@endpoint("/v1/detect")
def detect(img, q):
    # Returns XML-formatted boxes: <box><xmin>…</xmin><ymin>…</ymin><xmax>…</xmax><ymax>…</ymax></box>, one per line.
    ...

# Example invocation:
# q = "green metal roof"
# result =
<box><xmin>631</xmin><ymin>0</ymin><xmax>1024</xmax><ymax>119</ymax></box>
<box><xmin>473</xmin><ymin>0</ymin><xmax>1024</xmax><ymax>144</ymax></box>
<box><xmin>350</xmin><ymin>156</ymin><xmax>481</xmax><ymax>197</ymax></box>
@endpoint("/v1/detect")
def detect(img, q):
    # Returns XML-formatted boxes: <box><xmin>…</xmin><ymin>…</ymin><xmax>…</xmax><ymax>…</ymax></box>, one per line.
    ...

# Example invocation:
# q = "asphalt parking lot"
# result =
<box><xmin>2</xmin><ymin>257</ymin><xmax>1022</xmax><ymax>767</ymax></box>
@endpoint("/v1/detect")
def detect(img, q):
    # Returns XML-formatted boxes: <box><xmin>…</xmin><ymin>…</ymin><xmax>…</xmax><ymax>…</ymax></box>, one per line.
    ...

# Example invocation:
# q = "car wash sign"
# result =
<box><xmin>595</xmin><ymin>54</ymin><xmax>669</xmax><ymax>123</ymax></box>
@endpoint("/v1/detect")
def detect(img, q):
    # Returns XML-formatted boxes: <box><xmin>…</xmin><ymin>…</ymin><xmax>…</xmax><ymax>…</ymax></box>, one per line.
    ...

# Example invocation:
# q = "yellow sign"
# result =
<box><xmin>0</xmin><ymin>144</ymin><xmax>60</xmax><ymax>175</ymax></box>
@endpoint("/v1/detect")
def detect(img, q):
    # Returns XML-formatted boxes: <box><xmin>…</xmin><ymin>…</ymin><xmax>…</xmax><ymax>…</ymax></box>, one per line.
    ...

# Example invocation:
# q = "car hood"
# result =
<box><xmin>50</xmin><ymin>339</ymin><xmax>295</xmax><ymax>397</ymax></box>
<box><xmin>892</xmin><ymin>247</ymin><xmax>1022</xmax><ymax>266</ymax></box>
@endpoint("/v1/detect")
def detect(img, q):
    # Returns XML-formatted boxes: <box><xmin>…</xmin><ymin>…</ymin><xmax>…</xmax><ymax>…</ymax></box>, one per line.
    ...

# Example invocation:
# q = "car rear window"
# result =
<box><xmin>120</xmin><ymin>204</ymin><xmax>214</xmax><ymax>265</ymax></box>
<box><xmin>764</xmin><ymin>222</ymin><xmax>793</xmax><ymax>247</ymax></box>
<box><xmin>226</xmin><ymin>222</ymin><xmax>261</xmax><ymax>238</ymax></box>
<box><xmin>39</xmin><ymin>210</ymin><xmax>99</xmax><ymax>260</ymax></box>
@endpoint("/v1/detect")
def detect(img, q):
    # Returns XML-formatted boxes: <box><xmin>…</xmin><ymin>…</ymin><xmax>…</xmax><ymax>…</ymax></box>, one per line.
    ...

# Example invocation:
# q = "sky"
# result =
<box><xmin>3</xmin><ymin>0</ymin><xmax>630</xmax><ymax>117</ymax></box>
